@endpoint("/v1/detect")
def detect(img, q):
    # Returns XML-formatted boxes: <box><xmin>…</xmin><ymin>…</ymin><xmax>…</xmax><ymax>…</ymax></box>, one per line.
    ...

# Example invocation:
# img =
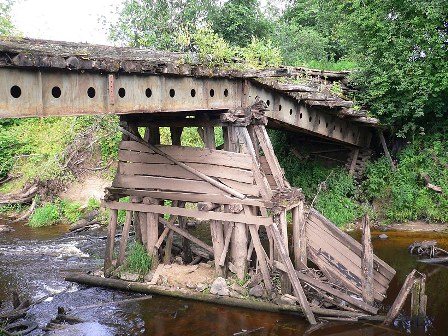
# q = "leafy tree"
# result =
<box><xmin>0</xmin><ymin>0</ymin><xmax>16</xmax><ymax>36</ymax></box>
<box><xmin>209</xmin><ymin>0</ymin><xmax>271</xmax><ymax>47</ymax></box>
<box><xmin>272</xmin><ymin>0</ymin><xmax>349</xmax><ymax>68</ymax></box>
<box><xmin>324</xmin><ymin>0</ymin><xmax>448</xmax><ymax>134</ymax></box>
<box><xmin>109</xmin><ymin>0</ymin><xmax>215</xmax><ymax>50</ymax></box>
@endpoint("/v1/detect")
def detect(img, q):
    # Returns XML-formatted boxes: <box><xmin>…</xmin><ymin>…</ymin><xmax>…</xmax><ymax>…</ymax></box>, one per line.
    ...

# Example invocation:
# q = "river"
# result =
<box><xmin>1</xmin><ymin>218</ymin><xmax>448</xmax><ymax>335</ymax></box>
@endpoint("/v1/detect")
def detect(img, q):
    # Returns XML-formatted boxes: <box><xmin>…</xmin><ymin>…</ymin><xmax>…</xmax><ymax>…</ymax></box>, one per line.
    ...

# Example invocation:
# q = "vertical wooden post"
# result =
<box><xmin>225</xmin><ymin>125</ymin><xmax>248</xmax><ymax>280</ymax></box>
<box><xmin>143</xmin><ymin>197</ymin><xmax>159</xmax><ymax>269</ymax></box>
<box><xmin>164</xmin><ymin>230</ymin><xmax>174</xmax><ymax>264</ymax></box>
<box><xmin>293</xmin><ymin>201</ymin><xmax>307</xmax><ymax>269</ymax></box>
<box><xmin>170</xmin><ymin>126</ymin><xmax>183</xmax><ymax>146</ymax></box>
<box><xmin>117</xmin><ymin>210</ymin><xmax>133</xmax><ymax>267</ymax></box>
<box><xmin>349</xmin><ymin>148</ymin><xmax>360</xmax><ymax>176</ymax></box>
<box><xmin>202</xmin><ymin>125</ymin><xmax>225</xmax><ymax>276</ymax></box>
<box><xmin>231</xmin><ymin>221</ymin><xmax>248</xmax><ymax>280</ymax></box>
<box><xmin>179</xmin><ymin>215</ymin><xmax>192</xmax><ymax>264</ymax></box>
<box><xmin>418</xmin><ymin>275</ymin><xmax>427</xmax><ymax>326</ymax></box>
<box><xmin>133</xmin><ymin>211</ymin><xmax>142</xmax><ymax>245</ymax></box>
<box><xmin>144</xmin><ymin>126</ymin><xmax>160</xmax><ymax>145</ymax></box>
<box><xmin>279</xmin><ymin>211</ymin><xmax>289</xmax><ymax>255</ymax></box>
<box><xmin>411</xmin><ymin>275</ymin><xmax>427</xmax><ymax>327</ymax></box>
<box><xmin>278</xmin><ymin>211</ymin><xmax>291</xmax><ymax>293</ymax></box>
<box><xmin>361</xmin><ymin>214</ymin><xmax>374</xmax><ymax>305</ymax></box>
<box><xmin>104</xmin><ymin>209</ymin><xmax>118</xmax><ymax>277</ymax></box>
<box><xmin>139</xmin><ymin>212</ymin><xmax>148</xmax><ymax>248</ymax></box>
<box><xmin>131</xmin><ymin>196</ymin><xmax>143</xmax><ymax>245</ymax></box>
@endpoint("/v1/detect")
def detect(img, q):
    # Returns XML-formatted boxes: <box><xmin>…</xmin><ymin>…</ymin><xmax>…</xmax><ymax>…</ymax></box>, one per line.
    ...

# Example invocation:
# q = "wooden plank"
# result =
<box><xmin>383</xmin><ymin>270</ymin><xmax>417</xmax><ymax>326</ymax></box>
<box><xmin>306</xmin><ymin>218</ymin><xmax>393</xmax><ymax>288</ymax></box>
<box><xmin>361</xmin><ymin>214</ymin><xmax>374</xmax><ymax>305</ymax></box>
<box><xmin>116</xmin><ymin>169</ymin><xmax>260</xmax><ymax>197</ymax></box>
<box><xmin>218</xmin><ymin>178</ymin><xmax>261</xmax><ymax>197</ymax></box>
<box><xmin>219</xmin><ymin>224</ymin><xmax>234</xmax><ymax>267</ymax></box>
<box><xmin>309</xmin><ymin>209</ymin><xmax>395</xmax><ymax>278</ymax></box>
<box><xmin>270</xmin><ymin>225</ymin><xmax>316</xmax><ymax>325</ymax></box>
<box><xmin>296</xmin><ymin>272</ymin><xmax>378</xmax><ymax>314</ymax></box>
<box><xmin>107</xmin><ymin>187</ymin><xmax>269</xmax><ymax>207</ymax></box>
<box><xmin>120</xmin><ymin>141</ymin><xmax>253</xmax><ymax>170</ymax></box>
<box><xmin>118</xmin><ymin>161</ymin><xmax>255</xmax><ymax>184</ymax></box>
<box><xmin>102</xmin><ymin>201</ymin><xmax>273</xmax><ymax>226</ymax></box>
<box><xmin>114</xmin><ymin>174</ymin><xmax>228</xmax><ymax>196</ymax></box>
<box><xmin>118</xmin><ymin>131</ymin><xmax>246</xmax><ymax>200</ymax></box>
<box><xmin>253</xmin><ymin>125</ymin><xmax>290</xmax><ymax>188</ymax></box>
<box><xmin>104</xmin><ymin>209</ymin><xmax>118</xmax><ymax>277</ymax></box>
<box><xmin>159</xmin><ymin>217</ymin><xmax>214</xmax><ymax>254</ymax></box>
<box><xmin>155</xmin><ymin>227</ymin><xmax>170</xmax><ymax>249</ymax></box>
<box><xmin>237</xmin><ymin>127</ymin><xmax>273</xmax><ymax>201</ymax></box>
<box><xmin>306</xmin><ymin>246</ymin><xmax>385</xmax><ymax>301</ymax></box>
<box><xmin>306</xmin><ymin>221</ymin><xmax>389</xmax><ymax>294</ymax></box>
<box><xmin>418</xmin><ymin>276</ymin><xmax>427</xmax><ymax>326</ymax></box>
<box><xmin>307</xmin><ymin>217</ymin><xmax>393</xmax><ymax>285</ymax></box>
<box><xmin>248</xmin><ymin>224</ymin><xmax>272</xmax><ymax>293</ymax></box>
<box><xmin>117</xmin><ymin>210</ymin><xmax>133</xmax><ymax>267</ymax></box>
<box><xmin>292</xmin><ymin>203</ymin><xmax>307</xmax><ymax>269</ymax></box>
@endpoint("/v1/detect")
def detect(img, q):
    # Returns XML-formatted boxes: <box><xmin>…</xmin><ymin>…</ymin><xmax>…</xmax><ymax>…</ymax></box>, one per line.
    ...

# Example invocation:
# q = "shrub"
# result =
<box><xmin>363</xmin><ymin>128</ymin><xmax>448</xmax><ymax>223</ymax></box>
<box><xmin>125</xmin><ymin>242</ymin><xmax>152</xmax><ymax>275</ymax></box>
<box><xmin>87</xmin><ymin>197</ymin><xmax>101</xmax><ymax>211</ymax></box>
<box><xmin>28</xmin><ymin>203</ymin><xmax>60</xmax><ymax>227</ymax></box>
<box><xmin>58</xmin><ymin>199</ymin><xmax>82</xmax><ymax>223</ymax></box>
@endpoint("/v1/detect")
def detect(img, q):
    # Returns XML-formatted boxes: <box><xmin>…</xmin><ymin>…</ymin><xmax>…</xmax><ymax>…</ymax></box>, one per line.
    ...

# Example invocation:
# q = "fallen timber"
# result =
<box><xmin>0</xmin><ymin>37</ymin><xmax>416</xmax><ymax>326</ymax></box>
<box><xmin>65</xmin><ymin>273</ymin><xmax>385</xmax><ymax>321</ymax></box>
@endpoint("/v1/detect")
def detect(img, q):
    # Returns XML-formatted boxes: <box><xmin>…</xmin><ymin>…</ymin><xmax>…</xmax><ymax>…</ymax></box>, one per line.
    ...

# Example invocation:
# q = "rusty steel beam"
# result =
<box><xmin>0</xmin><ymin>68</ymin><xmax>371</xmax><ymax>146</ymax></box>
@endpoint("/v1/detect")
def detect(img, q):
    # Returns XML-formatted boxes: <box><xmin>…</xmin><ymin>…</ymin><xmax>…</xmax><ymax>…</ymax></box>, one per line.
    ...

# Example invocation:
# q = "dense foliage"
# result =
<box><xmin>323</xmin><ymin>0</ymin><xmax>448</xmax><ymax>135</ymax></box>
<box><xmin>363</xmin><ymin>123</ymin><xmax>448</xmax><ymax>222</ymax></box>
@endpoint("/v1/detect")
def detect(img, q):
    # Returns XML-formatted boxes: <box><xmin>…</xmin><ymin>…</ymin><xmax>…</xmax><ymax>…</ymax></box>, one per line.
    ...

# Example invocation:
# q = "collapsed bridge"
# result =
<box><xmin>0</xmin><ymin>37</ymin><xmax>402</xmax><ymax>325</ymax></box>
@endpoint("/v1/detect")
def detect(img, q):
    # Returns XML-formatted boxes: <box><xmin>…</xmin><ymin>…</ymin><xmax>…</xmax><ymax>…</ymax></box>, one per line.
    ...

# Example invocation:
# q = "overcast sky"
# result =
<box><xmin>10</xmin><ymin>0</ymin><xmax>279</xmax><ymax>45</ymax></box>
<box><xmin>11</xmin><ymin>0</ymin><xmax>121</xmax><ymax>45</ymax></box>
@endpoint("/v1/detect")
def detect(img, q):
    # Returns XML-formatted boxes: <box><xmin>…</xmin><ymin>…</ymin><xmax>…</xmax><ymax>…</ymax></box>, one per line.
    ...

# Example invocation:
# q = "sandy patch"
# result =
<box><xmin>59</xmin><ymin>176</ymin><xmax>111</xmax><ymax>206</ymax></box>
<box><xmin>156</xmin><ymin>263</ymin><xmax>215</xmax><ymax>288</ymax></box>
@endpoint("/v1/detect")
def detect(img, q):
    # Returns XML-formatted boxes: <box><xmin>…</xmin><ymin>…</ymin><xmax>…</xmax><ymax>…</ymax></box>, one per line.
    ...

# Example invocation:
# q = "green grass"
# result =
<box><xmin>124</xmin><ymin>242</ymin><xmax>152</xmax><ymax>275</ymax></box>
<box><xmin>58</xmin><ymin>199</ymin><xmax>82</xmax><ymax>223</ymax></box>
<box><xmin>28</xmin><ymin>202</ymin><xmax>60</xmax><ymax>227</ymax></box>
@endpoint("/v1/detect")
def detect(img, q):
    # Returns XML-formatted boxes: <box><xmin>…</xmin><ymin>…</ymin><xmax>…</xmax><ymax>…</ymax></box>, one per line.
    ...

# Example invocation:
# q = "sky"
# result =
<box><xmin>10</xmin><ymin>0</ymin><xmax>278</xmax><ymax>45</ymax></box>
<box><xmin>11</xmin><ymin>0</ymin><xmax>122</xmax><ymax>45</ymax></box>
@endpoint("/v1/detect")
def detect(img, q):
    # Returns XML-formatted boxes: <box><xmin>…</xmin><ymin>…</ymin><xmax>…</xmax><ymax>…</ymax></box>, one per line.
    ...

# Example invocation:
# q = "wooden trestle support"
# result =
<box><xmin>101</xmin><ymin>100</ymin><xmax>396</xmax><ymax>325</ymax></box>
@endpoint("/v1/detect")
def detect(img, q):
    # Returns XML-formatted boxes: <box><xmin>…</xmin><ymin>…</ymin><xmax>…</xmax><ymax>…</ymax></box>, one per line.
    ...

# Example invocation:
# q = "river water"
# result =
<box><xmin>1</xmin><ymin>218</ymin><xmax>448</xmax><ymax>335</ymax></box>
